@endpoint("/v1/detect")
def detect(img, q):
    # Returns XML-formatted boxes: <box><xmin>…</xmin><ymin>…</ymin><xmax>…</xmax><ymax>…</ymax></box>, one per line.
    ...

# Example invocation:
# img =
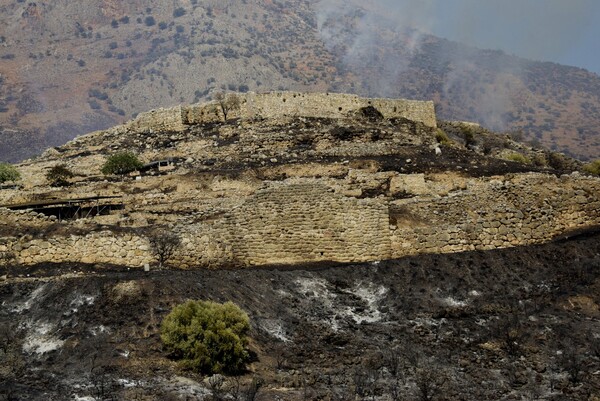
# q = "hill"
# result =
<box><xmin>1</xmin><ymin>93</ymin><xmax>599</xmax><ymax>399</ymax></box>
<box><xmin>0</xmin><ymin>1</ymin><xmax>599</xmax><ymax>162</ymax></box>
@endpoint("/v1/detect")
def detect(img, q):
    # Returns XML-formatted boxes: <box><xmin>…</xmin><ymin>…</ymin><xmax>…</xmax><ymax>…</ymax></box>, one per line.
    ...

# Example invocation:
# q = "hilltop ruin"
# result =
<box><xmin>0</xmin><ymin>92</ymin><xmax>599</xmax><ymax>269</ymax></box>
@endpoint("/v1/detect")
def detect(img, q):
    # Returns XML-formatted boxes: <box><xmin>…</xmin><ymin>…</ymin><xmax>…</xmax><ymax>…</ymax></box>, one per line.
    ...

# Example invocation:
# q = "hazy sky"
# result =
<box><xmin>347</xmin><ymin>0</ymin><xmax>600</xmax><ymax>75</ymax></box>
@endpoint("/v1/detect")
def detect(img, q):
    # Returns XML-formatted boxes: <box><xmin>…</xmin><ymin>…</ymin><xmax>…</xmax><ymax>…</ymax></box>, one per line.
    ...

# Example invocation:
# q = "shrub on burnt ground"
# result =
<box><xmin>583</xmin><ymin>159</ymin><xmax>600</xmax><ymax>176</ymax></box>
<box><xmin>100</xmin><ymin>152</ymin><xmax>143</xmax><ymax>175</ymax></box>
<box><xmin>435</xmin><ymin>129</ymin><xmax>451</xmax><ymax>146</ymax></box>
<box><xmin>46</xmin><ymin>164</ymin><xmax>74</xmax><ymax>186</ymax></box>
<box><xmin>160</xmin><ymin>300</ymin><xmax>250</xmax><ymax>374</ymax></box>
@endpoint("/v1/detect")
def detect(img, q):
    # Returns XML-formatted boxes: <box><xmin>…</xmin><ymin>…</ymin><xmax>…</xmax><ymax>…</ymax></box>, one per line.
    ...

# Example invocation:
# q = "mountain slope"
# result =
<box><xmin>0</xmin><ymin>0</ymin><xmax>599</xmax><ymax>162</ymax></box>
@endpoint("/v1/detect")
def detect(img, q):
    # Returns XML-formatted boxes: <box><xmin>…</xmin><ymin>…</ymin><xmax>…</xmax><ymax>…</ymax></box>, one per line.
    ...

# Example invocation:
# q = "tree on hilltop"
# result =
<box><xmin>46</xmin><ymin>164</ymin><xmax>74</xmax><ymax>186</ymax></box>
<box><xmin>213</xmin><ymin>92</ymin><xmax>241</xmax><ymax>122</ymax></box>
<box><xmin>101</xmin><ymin>152</ymin><xmax>143</xmax><ymax>175</ymax></box>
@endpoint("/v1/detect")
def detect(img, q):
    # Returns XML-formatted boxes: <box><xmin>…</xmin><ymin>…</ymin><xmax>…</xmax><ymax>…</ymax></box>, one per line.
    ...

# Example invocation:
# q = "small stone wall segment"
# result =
<box><xmin>3</xmin><ymin>230</ymin><xmax>153</xmax><ymax>267</ymax></box>
<box><xmin>229</xmin><ymin>182</ymin><xmax>391</xmax><ymax>265</ymax></box>
<box><xmin>130</xmin><ymin>106</ymin><xmax>187</xmax><ymax>132</ymax></box>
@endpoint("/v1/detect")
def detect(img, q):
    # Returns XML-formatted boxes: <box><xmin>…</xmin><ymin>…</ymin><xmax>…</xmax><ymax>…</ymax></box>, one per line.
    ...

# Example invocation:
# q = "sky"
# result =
<box><xmin>323</xmin><ymin>0</ymin><xmax>600</xmax><ymax>75</ymax></box>
<box><xmin>429</xmin><ymin>0</ymin><xmax>600</xmax><ymax>75</ymax></box>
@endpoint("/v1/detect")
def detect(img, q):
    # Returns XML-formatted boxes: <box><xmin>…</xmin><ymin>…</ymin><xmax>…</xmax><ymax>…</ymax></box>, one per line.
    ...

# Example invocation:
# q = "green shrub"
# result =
<box><xmin>161</xmin><ymin>300</ymin><xmax>250</xmax><ymax>374</ymax></box>
<box><xmin>46</xmin><ymin>164</ymin><xmax>74</xmax><ymax>186</ymax></box>
<box><xmin>460</xmin><ymin>126</ymin><xmax>476</xmax><ymax>148</ymax></box>
<box><xmin>582</xmin><ymin>159</ymin><xmax>600</xmax><ymax>176</ymax></box>
<box><xmin>547</xmin><ymin>152</ymin><xmax>569</xmax><ymax>170</ymax></box>
<box><xmin>505</xmin><ymin>152</ymin><xmax>531</xmax><ymax>165</ymax></box>
<box><xmin>435</xmin><ymin>129</ymin><xmax>451</xmax><ymax>146</ymax></box>
<box><xmin>0</xmin><ymin>162</ymin><xmax>20</xmax><ymax>183</ymax></box>
<box><xmin>531</xmin><ymin>153</ymin><xmax>547</xmax><ymax>167</ymax></box>
<box><xmin>101</xmin><ymin>152</ymin><xmax>143</xmax><ymax>175</ymax></box>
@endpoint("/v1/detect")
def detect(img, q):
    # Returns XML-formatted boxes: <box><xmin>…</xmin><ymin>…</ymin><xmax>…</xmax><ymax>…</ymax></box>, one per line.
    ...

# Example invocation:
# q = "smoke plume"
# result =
<box><xmin>315</xmin><ymin>0</ymin><xmax>600</xmax><ymax>129</ymax></box>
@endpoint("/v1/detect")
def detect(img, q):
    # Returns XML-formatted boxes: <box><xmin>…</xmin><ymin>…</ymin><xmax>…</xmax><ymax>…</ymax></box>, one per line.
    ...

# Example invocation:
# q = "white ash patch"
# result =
<box><xmin>295</xmin><ymin>277</ymin><xmax>340</xmax><ymax>330</ymax></box>
<box><xmin>295</xmin><ymin>277</ymin><xmax>388</xmax><ymax>330</ymax></box>
<box><xmin>342</xmin><ymin>282</ymin><xmax>388</xmax><ymax>324</ymax></box>
<box><xmin>66</xmin><ymin>293</ymin><xmax>96</xmax><ymax>315</ymax></box>
<box><xmin>260</xmin><ymin>319</ymin><xmax>289</xmax><ymax>342</ymax></box>
<box><xmin>117</xmin><ymin>378</ymin><xmax>139</xmax><ymax>388</ymax></box>
<box><xmin>22</xmin><ymin>322</ymin><xmax>64</xmax><ymax>354</ymax></box>
<box><xmin>441</xmin><ymin>296</ymin><xmax>469</xmax><ymax>308</ymax></box>
<box><xmin>296</xmin><ymin>277</ymin><xmax>337</xmax><ymax>308</ymax></box>
<box><xmin>89</xmin><ymin>325</ymin><xmax>110</xmax><ymax>336</ymax></box>
<box><xmin>159</xmin><ymin>376</ymin><xmax>211</xmax><ymax>398</ymax></box>
<box><xmin>10</xmin><ymin>283</ymin><xmax>48</xmax><ymax>313</ymax></box>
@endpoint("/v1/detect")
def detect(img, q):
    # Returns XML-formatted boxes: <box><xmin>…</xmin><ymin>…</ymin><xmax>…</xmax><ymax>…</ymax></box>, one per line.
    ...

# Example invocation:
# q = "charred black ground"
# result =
<box><xmin>1</xmin><ymin>229</ymin><xmax>599</xmax><ymax>400</ymax></box>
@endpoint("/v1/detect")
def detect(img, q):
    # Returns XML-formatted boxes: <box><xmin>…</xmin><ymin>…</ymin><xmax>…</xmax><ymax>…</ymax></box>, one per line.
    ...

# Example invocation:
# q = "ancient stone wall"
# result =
<box><xmin>238</xmin><ymin>92</ymin><xmax>437</xmax><ymax>127</ymax></box>
<box><xmin>390</xmin><ymin>174</ymin><xmax>600</xmax><ymax>257</ymax></box>
<box><xmin>130</xmin><ymin>92</ymin><xmax>437</xmax><ymax>132</ymax></box>
<box><xmin>2</xmin><ymin>174</ymin><xmax>600</xmax><ymax>269</ymax></box>
<box><xmin>227</xmin><ymin>182</ymin><xmax>391</xmax><ymax>265</ymax></box>
<box><xmin>129</xmin><ymin>106</ymin><xmax>187</xmax><ymax>132</ymax></box>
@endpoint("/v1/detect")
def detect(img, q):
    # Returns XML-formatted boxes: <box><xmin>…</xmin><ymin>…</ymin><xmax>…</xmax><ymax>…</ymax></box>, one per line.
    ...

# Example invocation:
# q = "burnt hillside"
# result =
<box><xmin>1</xmin><ymin>230</ymin><xmax>599</xmax><ymax>400</ymax></box>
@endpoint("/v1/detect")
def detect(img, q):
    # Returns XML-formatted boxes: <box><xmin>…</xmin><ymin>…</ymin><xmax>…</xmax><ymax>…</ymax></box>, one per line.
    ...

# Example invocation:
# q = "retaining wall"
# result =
<box><xmin>2</xmin><ymin>174</ymin><xmax>599</xmax><ymax>268</ymax></box>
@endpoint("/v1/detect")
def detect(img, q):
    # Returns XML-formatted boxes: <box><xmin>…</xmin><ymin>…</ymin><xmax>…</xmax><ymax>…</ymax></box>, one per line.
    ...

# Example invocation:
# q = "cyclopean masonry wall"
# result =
<box><xmin>1</xmin><ymin>173</ymin><xmax>600</xmax><ymax>268</ymax></box>
<box><xmin>389</xmin><ymin>173</ymin><xmax>600</xmax><ymax>257</ymax></box>
<box><xmin>127</xmin><ymin>92</ymin><xmax>437</xmax><ymax>133</ymax></box>
<box><xmin>228</xmin><ymin>182</ymin><xmax>391</xmax><ymax>265</ymax></box>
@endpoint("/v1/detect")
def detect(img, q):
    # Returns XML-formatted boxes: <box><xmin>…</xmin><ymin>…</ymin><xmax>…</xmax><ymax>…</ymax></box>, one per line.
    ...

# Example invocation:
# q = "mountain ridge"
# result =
<box><xmin>0</xmin><ymin>0</ymin><xmax>599</xmax><ymax>161</ymax></box>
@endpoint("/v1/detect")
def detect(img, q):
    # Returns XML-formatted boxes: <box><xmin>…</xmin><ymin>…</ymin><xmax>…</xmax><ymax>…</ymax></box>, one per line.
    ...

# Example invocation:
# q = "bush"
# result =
<box><xmin>147</xmin><ymin>230</ymin><xmax>181</xmax><ymax>268</ymax></box>
<box><xmin>0</xmin><ymin>162</ymin><xmax>20</xmax><ymax>183</ymax></box>
<box><xmin>101</xmin><ymin>152</ymin><xmax>143</xmax><ymax>175</ymax></box>
<box><xmin>547</xmin><ymin>152</ymin><xmax>569</xmax><ymax>170</ymax></box>
<box><xmin>505</xmin><ymin>152</ymin><xmax>531</xmax><ymax>165</ymax></box>
<box><xmin>583</xmin><ymin>159</ymin><xmax>600</xmax><ymax>176</ymax></box>
<box><xmin>161</xmin><ymin>300</ymin><xmax>250</xmax><ymax>374</ymax></box>
<box><xmin>173</xmin><ymin>7</ymin><xmax>186</xmax><ymax>18</ymax></box>
<box><xmin>46</xmin><ymin>164</ymin><xmax>74</xmax><ymax>186</ymax></box>
<box><xmin>461</xmin><ymin>126</ymin><xmax>476</xmax><ymax>148</ymax></box>
<box><xmin>435</xmin><ymin>129</ymin><xmax>451</xmax><ymax>146</ymax></box>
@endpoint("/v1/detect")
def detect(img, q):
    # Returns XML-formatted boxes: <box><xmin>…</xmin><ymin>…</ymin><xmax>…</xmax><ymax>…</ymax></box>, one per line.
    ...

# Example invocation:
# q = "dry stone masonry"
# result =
<box><xmin>2</xmin><ymin>173</ymin><xmax>599</xmax><ymax>268</ymax></box>
<box><xmin>129</xmin><ymin>91</ymin><xmax>437</xmax><ymax>132</ymax></box>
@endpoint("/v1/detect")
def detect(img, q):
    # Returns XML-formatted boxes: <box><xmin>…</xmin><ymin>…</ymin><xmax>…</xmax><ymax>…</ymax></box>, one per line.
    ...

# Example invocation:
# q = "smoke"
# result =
<box><xmin>316</xmin><ymin>0</ymin><xmax>437</xmax><ymax>97</ymax></box>
<box><xmin>315</xmin><ymin>0</ymin><xmax>600</xmax><ymax>129</ymax></box>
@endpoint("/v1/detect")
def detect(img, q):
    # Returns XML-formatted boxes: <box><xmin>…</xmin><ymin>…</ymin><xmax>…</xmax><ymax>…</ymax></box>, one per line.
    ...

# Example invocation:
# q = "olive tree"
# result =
<box><xmin>101</xmin><ymin>152</ymin><xmax>143</xmax><ymax>175</ymax></box>
<box><xmin>46</xmin><ymin>164</ymin><xmax>74</xmax><ymax>186</ymax></box>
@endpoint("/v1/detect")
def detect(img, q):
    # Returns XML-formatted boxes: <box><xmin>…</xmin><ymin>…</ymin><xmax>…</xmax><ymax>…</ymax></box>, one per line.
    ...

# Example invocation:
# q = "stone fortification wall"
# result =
<box><xmin>237</xmin><ymin>92</ymin><xmax>437</xmax><ymax>127</ymax></box>
<box><xmin>2</xmin><ymin>174</ymin><xmax>600</xmax><ymax>268</ymax></box>
<box><xmin>129</xmin><ymin>106</ymin><xmax>187</xmax><ymax>132</ymax></box>
<box><xmin>128</xmin><ymin>92</ymin><xmax>437</xmax><ymax>133</ymax></box>
<box><xmin>3</xmin><ymin>231</ymin><xmax>152</xmax><ymax>267</ymax></box>
<box><xmin>390</xmin><ymin>174</ymin><xmax>600</xmax><ymax>257</ymax></box>
<box><xmin>227</xmin><ymin>182</ymin><xmax>390</xmax><ymax>265</ymax></box>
